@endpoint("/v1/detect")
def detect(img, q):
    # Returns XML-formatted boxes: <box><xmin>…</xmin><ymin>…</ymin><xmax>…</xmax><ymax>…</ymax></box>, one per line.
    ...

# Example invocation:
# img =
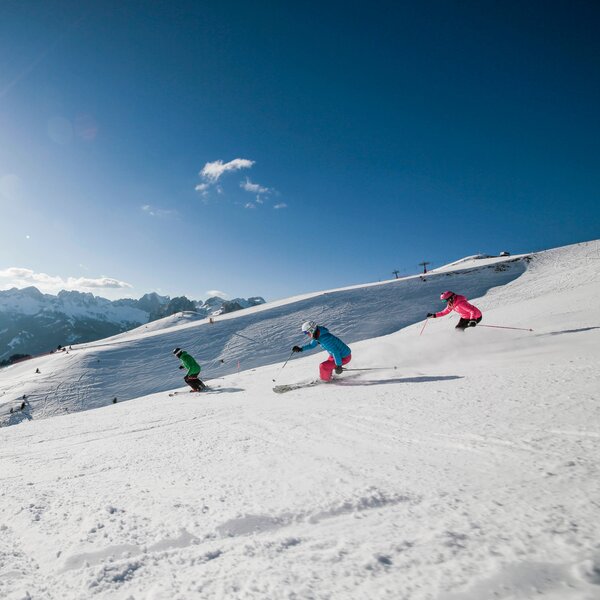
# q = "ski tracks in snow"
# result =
<box><xmin>1</xmin><ymin>241</ymin><xmax>600</xmax><ymax>598</ymax></box>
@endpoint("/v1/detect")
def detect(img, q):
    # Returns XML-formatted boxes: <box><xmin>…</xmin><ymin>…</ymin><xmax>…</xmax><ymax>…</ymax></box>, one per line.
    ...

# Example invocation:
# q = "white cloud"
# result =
<box><xmin>67</xmin><ymin>277</ymin><xmax>132</xmax><ymax>289</ymax></box>
<box><xmin>240</xmin><ymin>178</ymin><xmax>270</xmax><ymax>194</ymax></box>
<box><xmin>141</xmin><ymin>205</ymin><xmax>177</xmax><ymax>218</ymax></box>
<box><xmin>0</xmin><ymin>267</ymin><xmax>63</xmax><ymax>287</ymax></box>
<box><xmin>200</xmin><ymin>158</ymin><xmax>254</xmax><ymax>183</ymax></box>
<box><xmin>273</xmin><ymin>203</ymin><xmax>288</xmax><ymax>209</ymax></box>
<box><xmin>0</xmin><ymin>267</ymin><xmax>132</xmax><ymax>293</ymax></box>
<box><xmin>194</xmin><ymin>159</ymin><xmax>280</xmax><ymax>211</ymax></box>
<box><xmin>206</xmin><ymin>290</ymin><xmax>228</xmax><ymax>299</ymax></box>
<box><xmin>194</xmin><ymin>183</ymin><xmax>210</xmax><ymax>195</ymax></box>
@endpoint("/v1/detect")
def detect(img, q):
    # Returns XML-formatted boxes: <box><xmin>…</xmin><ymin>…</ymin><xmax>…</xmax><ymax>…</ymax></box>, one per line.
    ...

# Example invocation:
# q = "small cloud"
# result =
<box><xmin>240</xmin><ymin>178</ymin><xmax>270</xmax><ymax>194</ymax></box>
<box><xmin>206</xmin><ymin>289</ymin><xmax>228</xmax><ymax>299</ymax></box>
<box><xmin>273</xmin><ymin>203</ymin><xmax>287</xmax><ymax>209</ymax></box>
<box><xmin>0</xmin><ymin>267</ymin><xmax>62</xmax><ymax>287</ymax></box>
<box><xmin>240</xmin><ymin>178</ymin><xmax>277</xmax><ymax>206</ymax></box>
<box><xmin>141</xmin><ymin>205</ymin><xmax>177</xmax><ymax>218</ymax></box>
<box><xmin>195</xmin><ymin>159</ymin><xmax>254</xmax><ymax>197</ymax></box>
<box><xmin>67</xmin><ymin>277</ymin><xmax>132</xmax><ymax>289</ymax></box>
<box><xmin>195</xmin><ymin>183</ymin><xmax>210</xmax><ymax>195</ymax></box>
<box><xmin>194</xmin><ymin>159</ymin><xmax>280</xmax><ymax>211</ymax></box>
<box><xmin>200</xmin><ymin>158</ymin><xmax>254</xmax><ymax>183</ymax></box>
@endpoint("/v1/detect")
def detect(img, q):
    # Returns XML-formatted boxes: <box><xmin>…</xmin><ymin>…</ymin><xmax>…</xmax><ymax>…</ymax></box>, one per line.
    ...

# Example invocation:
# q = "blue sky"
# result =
<box><xmin>1</xmin><ymin>1</ymin><xmax>598</xmax><ymax>301</ymax></box>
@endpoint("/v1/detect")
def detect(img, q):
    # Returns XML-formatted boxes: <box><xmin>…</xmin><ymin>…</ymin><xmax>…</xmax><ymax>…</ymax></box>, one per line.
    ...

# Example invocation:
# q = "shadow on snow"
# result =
<box><xmin>336</xmin><ymin>375</ymin><xmax>463</xmax><ymax>386</ymax></box>
<box><xmin>542</xmin><ymin>327</ymin><xmax>600</xmax><ymax>336</ymax></box>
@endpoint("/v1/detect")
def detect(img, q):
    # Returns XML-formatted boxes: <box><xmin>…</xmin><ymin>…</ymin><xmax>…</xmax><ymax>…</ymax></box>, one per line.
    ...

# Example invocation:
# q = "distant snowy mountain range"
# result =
<box><xmin>0</xmin><ymin>287</ymin><xmax>265</xmax><ymax>360</ymax></box>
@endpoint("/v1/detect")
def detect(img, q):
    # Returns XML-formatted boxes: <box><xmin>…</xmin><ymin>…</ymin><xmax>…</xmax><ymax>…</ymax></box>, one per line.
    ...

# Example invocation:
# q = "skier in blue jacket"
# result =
<box><xmin>292</xmin><ymin>321</ymin><xmax>352</xmax><ymax>380</ymax></box>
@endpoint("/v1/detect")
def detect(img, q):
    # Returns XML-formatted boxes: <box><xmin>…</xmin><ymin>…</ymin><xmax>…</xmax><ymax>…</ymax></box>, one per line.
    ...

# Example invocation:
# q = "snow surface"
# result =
<box><xmin>0</xmin><ymin>240</ymin><xmax>599</xmax><ymax>599</ymax></box>
<box><xmin>429</xmin><ymin>253</ymin><xmax>528</xmax><ymax>274</ymax></box>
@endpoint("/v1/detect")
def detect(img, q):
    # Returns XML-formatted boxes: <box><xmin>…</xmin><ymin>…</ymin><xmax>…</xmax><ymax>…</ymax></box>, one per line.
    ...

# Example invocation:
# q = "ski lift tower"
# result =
<box><xmin>419</xmin><ymin>261</ymin><xmax>431</xmax><ymax>274</ymax></box>
<box><xmin>392</xmin><ymin>269</ymin><xmax>400</xmax><ymax>279</ymax></box>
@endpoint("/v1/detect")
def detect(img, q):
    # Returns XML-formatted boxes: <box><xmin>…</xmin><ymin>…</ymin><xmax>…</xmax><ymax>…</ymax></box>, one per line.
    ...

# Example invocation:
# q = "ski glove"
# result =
<box><xmin>427</xmin><ymin>313</ymin><xmax>436</xmax><ymax>318</ymax></box>
<box><xmin>335</xmin><ymin>366</ymin><xmax>343</xmax><ymax>375</ymax></box>
<box><xmin>467</xmin><ymin>320</ymin><xmax>477</xmax><ymax>327</ymax></box>
<box><xmin>178</xmin><ymin>365</ymin><xmax>185</xmax><ymax>369</ymax></box>
<box><xmin>292</xmin><ymin>346</ymin><xmax>302</xmax><ymax>353</ymax></box>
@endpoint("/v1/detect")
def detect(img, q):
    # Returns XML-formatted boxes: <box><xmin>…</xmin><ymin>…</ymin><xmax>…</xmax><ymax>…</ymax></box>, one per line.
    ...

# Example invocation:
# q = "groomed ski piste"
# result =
<box><xmin>0</xmin><ymin>240</ymin><xmax>599</xmax><ymax>599</ymax></box>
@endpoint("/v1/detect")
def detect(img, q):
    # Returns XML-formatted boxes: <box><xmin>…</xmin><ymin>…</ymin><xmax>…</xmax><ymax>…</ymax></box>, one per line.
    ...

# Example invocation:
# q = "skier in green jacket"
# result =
<box><xmin>173</xmin><ymin>348</ymin><xmax>207</xmax><ymax>391</ymax></box>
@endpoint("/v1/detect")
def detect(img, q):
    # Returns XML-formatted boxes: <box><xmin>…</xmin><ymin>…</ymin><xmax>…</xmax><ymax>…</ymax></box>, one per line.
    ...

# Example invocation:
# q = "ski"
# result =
<box><xmin>273</xmin><ymin>380</ymin><xmax>323</xmax><ymax>394</ymax></box>
<box><xmin>273</xmin><ymin>372</ymin><xmax>364</xmax><ymax>393</ymax></box>
<box><xmin>168</xmin><ymin>387</ymin><xmax>217</xmax><ymax>397</ymax></box>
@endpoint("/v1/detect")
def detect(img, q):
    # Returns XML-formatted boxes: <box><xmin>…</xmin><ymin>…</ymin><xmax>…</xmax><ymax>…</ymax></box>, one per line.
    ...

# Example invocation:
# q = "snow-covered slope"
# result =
<box><xmin>0</xmin><ymin>253</ymin><xmax>528</xmax><ymax>417</ymax></box>
<box><xmin>431</xmin><ymin>252</ymin><xmax>528</xmax><ymax>273</ymax></box>
<box><xmin>0</xmin><ymin>240</ymin><xmax>599</xmax><ymax>600</ymax></box>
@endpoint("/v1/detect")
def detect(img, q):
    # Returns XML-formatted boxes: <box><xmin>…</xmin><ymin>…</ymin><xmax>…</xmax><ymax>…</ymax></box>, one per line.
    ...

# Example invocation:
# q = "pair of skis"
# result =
<box><xmin>168</xmin><ymin>387</ymin><xmax>218</xmax><ymax>397</ymax></box>
<box><xmin>273</xmin><ymin>366</ymin><xmax>398</xmax><ymax>394</ymax></box>
<box><xmin>273</xmin><ymin>371</ymin><xmax>371</xmax><ymax>394</ymax></box>
<box><xmin>273</xmin><ymin>380</ymin><xmax>324</xmax><ymax>394</ymax></box>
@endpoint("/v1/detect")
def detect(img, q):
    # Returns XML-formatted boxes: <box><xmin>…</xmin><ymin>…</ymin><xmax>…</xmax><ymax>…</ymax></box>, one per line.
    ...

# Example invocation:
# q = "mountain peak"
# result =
<box><xmin>0</xmin><ymin>287</ymin><xmax>266</xmax><ymax>359</ymax></box>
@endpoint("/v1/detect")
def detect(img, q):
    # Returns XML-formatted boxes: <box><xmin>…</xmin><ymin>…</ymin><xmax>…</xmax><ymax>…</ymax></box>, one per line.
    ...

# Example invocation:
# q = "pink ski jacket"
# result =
<box><xmin>435</xmin><ymin>295</ymin><xmax>482</xmax><ymax>320</ymax></box>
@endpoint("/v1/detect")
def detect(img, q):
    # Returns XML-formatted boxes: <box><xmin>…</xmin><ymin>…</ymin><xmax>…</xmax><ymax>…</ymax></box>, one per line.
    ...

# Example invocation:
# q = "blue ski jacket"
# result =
<box><xmin>301</xmin><ymin>326</ymin><xmax>351</xmax><ymax>366</ymax></box>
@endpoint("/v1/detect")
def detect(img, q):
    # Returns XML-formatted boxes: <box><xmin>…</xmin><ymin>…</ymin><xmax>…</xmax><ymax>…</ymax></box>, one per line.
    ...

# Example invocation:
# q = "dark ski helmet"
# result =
<box><xmin>173</xmin><ymin>347</ymin><xmax>183</xmax><ymax>357</ymax></box>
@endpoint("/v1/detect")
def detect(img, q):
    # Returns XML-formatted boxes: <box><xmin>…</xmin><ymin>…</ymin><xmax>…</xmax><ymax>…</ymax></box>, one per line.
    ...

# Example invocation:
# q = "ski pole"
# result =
<box><xmin>479</xmin><ymin>324</ymin><xmax>534</xmax><ymax>332</ymax></box>
<box><xmin>272</xmin><ymin>350</ymin><xmax>295</xmax><ymax>383</ymax></box>
<box><xmin>419</xmin><ymin>319</ymin><xmax>429</xmax><ymax>336</ymax></box>
<box><xmin>204</xmin><ymin>357</ymin><xmax>225</xmax><ymax>370</ymax></box>
<box><xmin>342</xmin><ymin>366</ymin><xmax>398</xmax><ymax>372</ymax></box>
<box><xmin>232</xmin><ymin>332</ymin><xmax>260</xmax><ymax>344</ymax></box>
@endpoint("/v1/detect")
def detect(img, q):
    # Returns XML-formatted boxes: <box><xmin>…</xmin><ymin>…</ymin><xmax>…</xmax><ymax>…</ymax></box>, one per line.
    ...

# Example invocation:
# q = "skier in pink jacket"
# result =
<box><xmin>427</xmin><ymin>291</ymin><xmax>482</xmax><ymax>330</ymax></box>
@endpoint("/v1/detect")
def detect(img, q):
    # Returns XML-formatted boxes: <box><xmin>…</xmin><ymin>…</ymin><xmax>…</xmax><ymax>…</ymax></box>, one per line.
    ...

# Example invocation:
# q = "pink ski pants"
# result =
<box><xmin>320</xmin><ymin>354</ymin><xmax>352</xmax><ymax>381</ymax></box>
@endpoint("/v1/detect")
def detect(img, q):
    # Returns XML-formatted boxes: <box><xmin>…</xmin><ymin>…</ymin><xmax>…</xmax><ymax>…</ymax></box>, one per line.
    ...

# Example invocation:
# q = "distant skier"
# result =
<box><xmin>427</xmin><ymin>291</ymin><xmax>482</xmax><ymax>330</ymax></box>
<box><xmin>173</xmin><ymin>348</ymin><xmax>207</xmax><ymax>391</ymax></box>
<box><xmin>292</xmin><ymin>321</ymin><xmax>352</xmax><ymax>381</ymax></box>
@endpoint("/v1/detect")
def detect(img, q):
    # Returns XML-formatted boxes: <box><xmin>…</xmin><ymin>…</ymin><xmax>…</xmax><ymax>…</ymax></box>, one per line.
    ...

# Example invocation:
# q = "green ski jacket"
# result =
<box><xmin>179</xmin><ymin>351</ymin><xmax>201</xmax><ymax>376</ymax></box>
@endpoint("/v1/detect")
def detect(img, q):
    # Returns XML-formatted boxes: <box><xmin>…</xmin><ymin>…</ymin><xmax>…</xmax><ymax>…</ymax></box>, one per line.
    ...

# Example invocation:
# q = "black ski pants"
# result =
<box><xmin>456</xmin><ymin>316</ymin><xmax>482</xmax><ymax>330</ymax></box>
<box><xmin>184</xmin><ymin>374</ymin><xmax>206</xmax><ymax>391</ymax></box>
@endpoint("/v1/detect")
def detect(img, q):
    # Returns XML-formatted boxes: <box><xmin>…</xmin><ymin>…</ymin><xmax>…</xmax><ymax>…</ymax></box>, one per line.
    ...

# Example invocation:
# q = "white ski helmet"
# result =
<box><xmin>301</xmin><ymin>320</ymin><xmax>317</xmax><ymax>335</ymax></box>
